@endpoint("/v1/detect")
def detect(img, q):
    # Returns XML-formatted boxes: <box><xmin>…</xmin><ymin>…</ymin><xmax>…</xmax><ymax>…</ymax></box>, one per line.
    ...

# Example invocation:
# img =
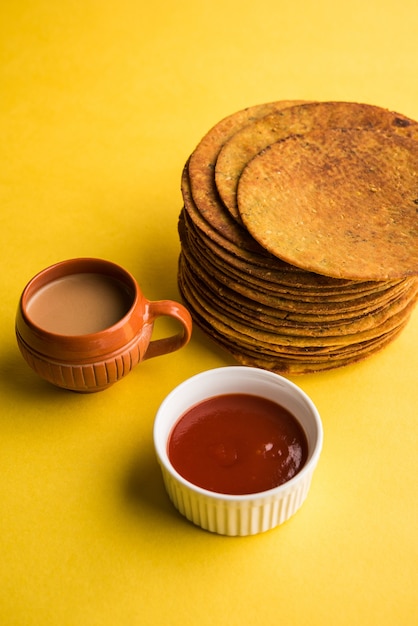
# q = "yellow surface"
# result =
<box><xmin>1</xmin><ymin>1</ymin><xmax>417</xmax><ymax>624</ymax></box>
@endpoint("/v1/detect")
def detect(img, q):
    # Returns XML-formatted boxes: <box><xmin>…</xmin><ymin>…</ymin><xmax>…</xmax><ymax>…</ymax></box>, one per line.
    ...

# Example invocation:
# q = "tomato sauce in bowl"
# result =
<box><xmin>168</xmin><ymin>393</ymin><xmax>308</xmax><ymax>495</ymax></box>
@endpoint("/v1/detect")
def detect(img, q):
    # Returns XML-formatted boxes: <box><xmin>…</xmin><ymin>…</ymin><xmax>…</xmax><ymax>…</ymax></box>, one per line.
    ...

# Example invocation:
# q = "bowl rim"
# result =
<box><xmin>153</xmin><ymin>365</ymin><xmax>323</xmax><ymax>502</ymax></box>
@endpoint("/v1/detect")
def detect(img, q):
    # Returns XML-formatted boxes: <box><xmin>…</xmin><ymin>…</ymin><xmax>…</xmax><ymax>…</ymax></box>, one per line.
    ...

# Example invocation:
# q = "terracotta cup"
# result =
<box><xmin>15</xmin><ymin>258</ymin><xmax>192</xmax><ymax>392</ymax></box>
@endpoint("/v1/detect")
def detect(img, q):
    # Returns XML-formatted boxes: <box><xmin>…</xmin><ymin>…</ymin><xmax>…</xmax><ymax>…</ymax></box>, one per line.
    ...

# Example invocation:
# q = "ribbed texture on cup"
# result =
<box><xmin>16</xmin><ymin>334</ymin><xmax>141</xmax><ymax>392</ymax></box>
<box><xmin>160</xmin><ymin>464</ymin><xmax>314</xmax><ymax>536</ymax></box>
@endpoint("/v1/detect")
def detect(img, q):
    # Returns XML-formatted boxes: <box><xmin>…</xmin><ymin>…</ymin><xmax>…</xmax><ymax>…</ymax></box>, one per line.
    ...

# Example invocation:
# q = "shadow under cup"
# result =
<box><xmin>15</xmin><ymin>258</ymin><xmax>192</xmax><ymax>392</ymax></box>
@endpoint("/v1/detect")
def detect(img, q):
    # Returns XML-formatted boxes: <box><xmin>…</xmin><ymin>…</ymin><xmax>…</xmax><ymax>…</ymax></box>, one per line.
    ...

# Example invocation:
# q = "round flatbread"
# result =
<box><xmin>179</xmin><ymin>100</ymin><xmax>418</xmax><ymax>374</ymax></box>
<box><xmin>238</xmin><ymin>128</ymin><xmax>418</xmax><ymax>280</ymax></box>
<box><xmin>215</xmin><ymin>100</ymin><xmax>418</xmax><ymax>222</ymax></box>
<box><xmin>178</xmin><ymin>259</ymin><xmax>414</xmax><ymax>375</ymax></box>
<box><xmin>184</xmin><ymin>100</ymin><xmax>306</xmax><ymax>249</ymax></box>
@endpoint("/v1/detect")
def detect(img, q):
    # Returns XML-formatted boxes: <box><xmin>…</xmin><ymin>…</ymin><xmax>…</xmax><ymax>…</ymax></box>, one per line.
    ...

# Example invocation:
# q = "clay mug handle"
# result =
<box><xmin>142</xmin><ymin>300</ymin><xmax>192</xmax><ymax>360</ymax></box>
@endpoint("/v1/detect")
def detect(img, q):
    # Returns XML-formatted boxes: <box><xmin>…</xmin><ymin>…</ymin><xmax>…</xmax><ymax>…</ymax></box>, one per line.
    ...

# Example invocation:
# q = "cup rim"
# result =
<box><xmin>154</xmin><ymin>366</ymin><xmax>323</xmax><ymax>502</ymax></box>
<box><xmin>19</xmin><ymin>257</ymin><xmax>140</xmax><ymax>340</ymax></box>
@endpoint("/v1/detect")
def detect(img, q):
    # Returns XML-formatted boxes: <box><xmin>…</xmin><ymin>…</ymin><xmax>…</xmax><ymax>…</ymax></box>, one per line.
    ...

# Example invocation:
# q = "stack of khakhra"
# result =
<box><xmin>177</xmin><ymin>100</ymin><xmax>418</xmax><ymax>375</ymax></box>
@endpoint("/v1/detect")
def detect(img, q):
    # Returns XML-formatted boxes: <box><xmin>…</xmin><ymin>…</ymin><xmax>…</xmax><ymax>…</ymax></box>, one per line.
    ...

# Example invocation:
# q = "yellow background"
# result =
<box><xmin>1</xmin><ymin>1</ymin><xmax>417</xmax><ymax>624</ymax></box>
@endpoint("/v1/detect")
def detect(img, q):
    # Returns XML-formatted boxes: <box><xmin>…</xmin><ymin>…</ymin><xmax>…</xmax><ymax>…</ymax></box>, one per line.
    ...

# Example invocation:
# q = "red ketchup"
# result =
<box><xmin>168</xmin><ymin>393</ymin><xmax>308</xmax><ymax>495</ymax></box>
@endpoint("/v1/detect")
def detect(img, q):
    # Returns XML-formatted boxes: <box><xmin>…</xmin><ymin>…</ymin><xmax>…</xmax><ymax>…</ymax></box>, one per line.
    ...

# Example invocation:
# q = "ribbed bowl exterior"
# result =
<box><xmin>159</xmin><ymin>459</ymin><xmax>315</xmax><ymax>536</ymax></box>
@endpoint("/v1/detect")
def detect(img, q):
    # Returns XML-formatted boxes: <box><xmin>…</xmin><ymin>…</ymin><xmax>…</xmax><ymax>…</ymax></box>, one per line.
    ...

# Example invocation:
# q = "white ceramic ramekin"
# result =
<box><xmin>153</xmin><ymin>366</ymin><xmax>323</xmax><ymax>536</ymax></box>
